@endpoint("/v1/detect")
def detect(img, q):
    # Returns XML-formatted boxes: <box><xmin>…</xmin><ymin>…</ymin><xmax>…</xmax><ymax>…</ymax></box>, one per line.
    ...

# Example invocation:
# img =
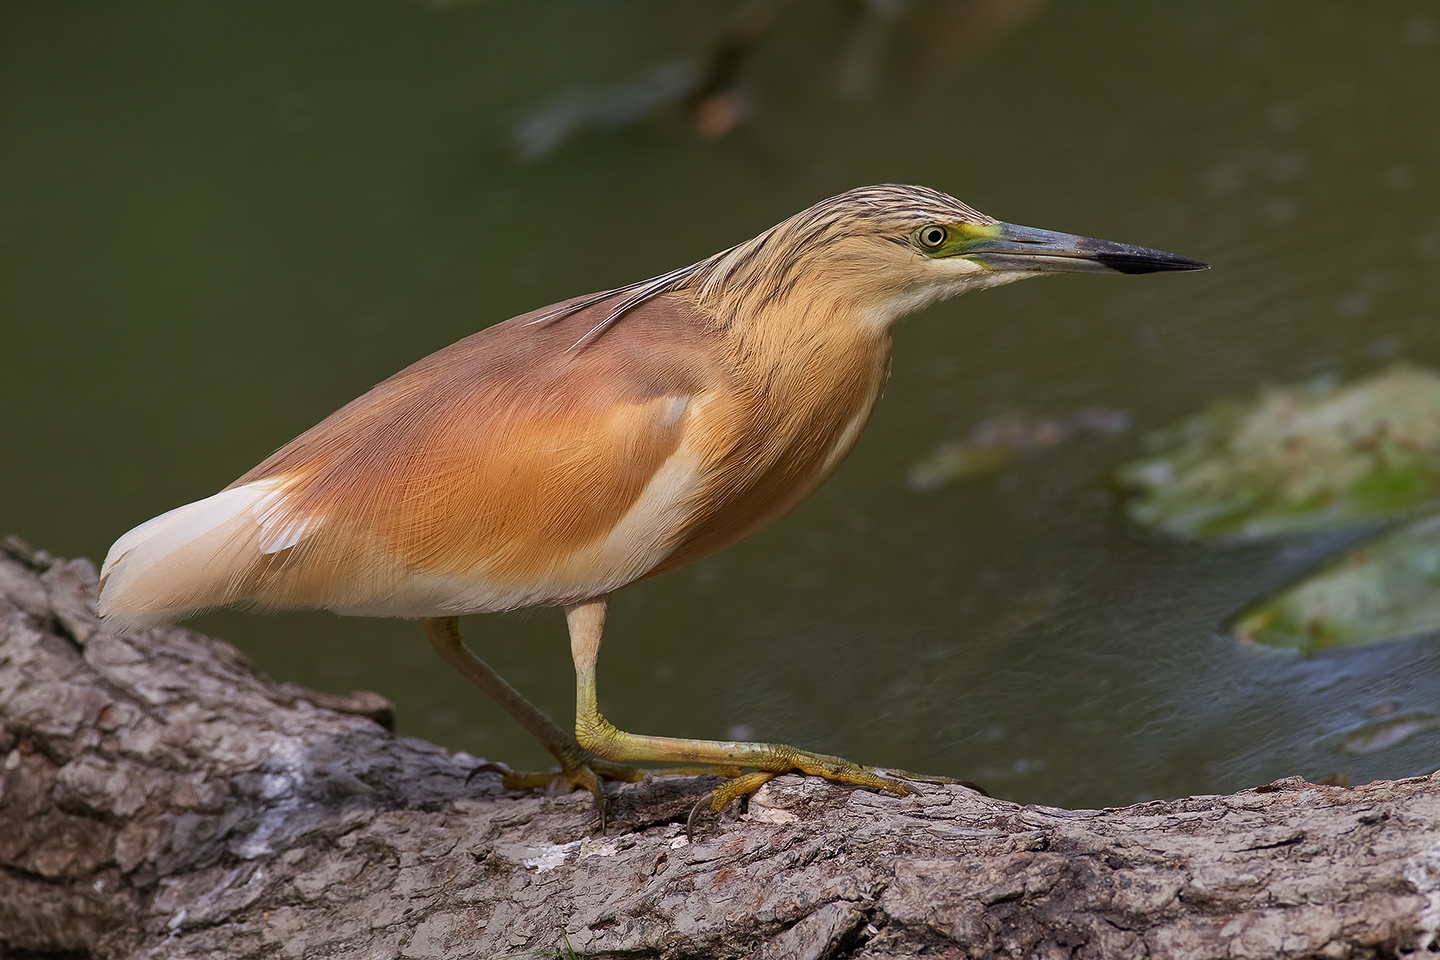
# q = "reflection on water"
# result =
<box><xmin>2</xmin><ymin>1</ymin><xmax>1439</xmax><ymax>807</ymax></box>
<box><xmin>1321</xmin><ymin>708</ymin><xmax>1440</xmax><ymax>757</ymax></box>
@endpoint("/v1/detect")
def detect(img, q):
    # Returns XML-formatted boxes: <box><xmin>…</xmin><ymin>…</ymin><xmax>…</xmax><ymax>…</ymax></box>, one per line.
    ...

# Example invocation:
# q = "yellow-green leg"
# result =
<box><xmin>565</xmin><ymin>598</ymin><xmax>916</xmax><ymax>812</ymax></box>
<box><xmin>424</xmin><ymin>616</ymin><xmax>644</xmax><ymax>801</ymax></box>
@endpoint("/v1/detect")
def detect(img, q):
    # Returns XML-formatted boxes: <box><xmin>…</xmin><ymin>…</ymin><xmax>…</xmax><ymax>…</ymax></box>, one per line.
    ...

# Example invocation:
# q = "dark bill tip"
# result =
<box><xmin>1091</xmin><ymin>248</ymin><xmax>1209</xmax><ymax>274</ymax></box>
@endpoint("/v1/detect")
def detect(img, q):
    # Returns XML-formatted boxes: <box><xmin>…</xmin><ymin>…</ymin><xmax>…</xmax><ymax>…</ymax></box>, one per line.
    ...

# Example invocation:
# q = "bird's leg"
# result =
<box><xmin>566</xmin><ymin>599</ymin><xmax>913</xmax><ymax>812</ymax></box>
<box><xmin>424</xmin><ymin>617</ymin><xmax>644</xmax><ymax>801</ymax></box>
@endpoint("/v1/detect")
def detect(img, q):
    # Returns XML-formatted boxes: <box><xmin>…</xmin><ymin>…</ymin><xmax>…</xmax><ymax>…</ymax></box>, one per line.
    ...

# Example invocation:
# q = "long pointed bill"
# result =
<box><xmin>955</xmin><ymin>222</ymin><xmax>1208</xmax><ymax>275</ymax></box>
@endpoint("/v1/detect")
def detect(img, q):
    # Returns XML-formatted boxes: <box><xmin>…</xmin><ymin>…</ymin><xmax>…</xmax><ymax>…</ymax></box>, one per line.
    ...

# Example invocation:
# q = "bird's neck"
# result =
<box><xmin>683</xmin><ymin>289</ymin><xmax>895</xmax><ymax>434</ymax></box>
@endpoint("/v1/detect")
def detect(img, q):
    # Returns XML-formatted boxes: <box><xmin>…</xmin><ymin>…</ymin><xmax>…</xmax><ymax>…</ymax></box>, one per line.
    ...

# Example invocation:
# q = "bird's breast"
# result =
<box><xmin>648</xmin><ymin>330</ymin><xmax>893</xmax><ymax>576</ymax></box>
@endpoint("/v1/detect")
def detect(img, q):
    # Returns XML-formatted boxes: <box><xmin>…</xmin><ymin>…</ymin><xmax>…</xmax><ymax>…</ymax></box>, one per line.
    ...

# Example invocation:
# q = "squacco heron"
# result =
<box><xmin>98</xmin><ymin>185</ymin><xmax>1204</xmax><ymax>811</ymax></box>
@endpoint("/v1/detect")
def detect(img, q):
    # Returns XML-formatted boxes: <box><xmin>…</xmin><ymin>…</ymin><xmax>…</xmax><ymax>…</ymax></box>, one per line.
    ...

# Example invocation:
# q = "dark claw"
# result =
<box><xmin>465</xmin><ymin>761</ymin><xmax>512</xmax><ymax>786</ymax></box>
<box><xmin>594</xmin><ymin>790</ymin><xmax>615</xmax><ymax>834</ymax></box>
<box><xmin>685</xmin><ymin>791</ymin><xmax>713</xmax><ymax>843</ymax></box>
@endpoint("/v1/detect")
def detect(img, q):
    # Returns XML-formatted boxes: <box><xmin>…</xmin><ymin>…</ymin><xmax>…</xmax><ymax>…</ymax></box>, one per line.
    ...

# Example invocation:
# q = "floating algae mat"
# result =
<box><xmin>1121</xmin><ymin>364</ymin><xmax>1440</xmax><ymax>652</ymax></box>
<box><xmin>1234</xmin><ymin>513</ymin><xmax>1440</xmax><ymax>653</ymax></box>
<box><xmin>1118</xmin><ymin>365</ymin><xmax>1440</xmax><ymax>540</ymax></box>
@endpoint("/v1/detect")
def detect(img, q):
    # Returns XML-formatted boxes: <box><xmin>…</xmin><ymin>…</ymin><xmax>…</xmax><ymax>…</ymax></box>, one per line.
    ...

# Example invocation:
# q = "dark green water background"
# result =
<box><xmin>4</xmin><ymin>1</ymin><xmax>1439</xmax><ymax>807</ymax></box>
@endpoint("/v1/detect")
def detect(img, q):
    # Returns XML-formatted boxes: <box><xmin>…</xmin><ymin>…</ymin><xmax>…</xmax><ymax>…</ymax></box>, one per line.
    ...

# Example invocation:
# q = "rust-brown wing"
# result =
<box><xmin>98</xmin><ymin>293</ymin><xmax>737</xmax><ymax>624</ymax></box>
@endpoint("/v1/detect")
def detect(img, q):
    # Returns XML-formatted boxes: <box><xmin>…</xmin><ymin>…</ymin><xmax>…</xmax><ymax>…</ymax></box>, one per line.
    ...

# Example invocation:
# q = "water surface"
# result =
<box><xmin>3</xmin><ymin>1</ymin><xmax>1438</xmax><ymax>807</ymax></box>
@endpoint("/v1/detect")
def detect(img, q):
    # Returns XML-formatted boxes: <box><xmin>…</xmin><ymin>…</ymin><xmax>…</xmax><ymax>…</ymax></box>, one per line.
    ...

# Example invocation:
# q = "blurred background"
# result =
<box><xmin>2</xmin><ymin>1</ymin><xmax>1438</xmax><ymax>808</ymax></box>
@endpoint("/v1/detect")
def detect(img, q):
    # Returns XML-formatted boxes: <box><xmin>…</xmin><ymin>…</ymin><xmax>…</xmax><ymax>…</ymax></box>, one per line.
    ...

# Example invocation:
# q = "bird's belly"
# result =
<box><xmin>326</xmin><ymin>440</ymin><xmax>708</xmax><ymax>617</ymax></box>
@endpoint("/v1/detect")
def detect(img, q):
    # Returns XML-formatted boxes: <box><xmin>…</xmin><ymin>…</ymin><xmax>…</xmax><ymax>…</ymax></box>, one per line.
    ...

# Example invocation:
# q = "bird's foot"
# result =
<box><xmin>700</xmin><ymin>757</ymin><xmax>989</xmax><ymax>815</ymax></box>
<box><xmin>698</xmin><ymin>748</ymin><xmax>913</xmax><ymax>814</ymax></box>
<box><xmin>467</xmin><ymin>752</ymin><xmax>645</xmax><ymax>797</ymax></box>
<box><xmin>682</xmin><ymin>754</ymin><xmax>925</xmax><ymax>840</ymax></box>
<box><xmin>684</xmin><ymin>760</ymin><xmax>984</xmax><ymax>839</ymax></box>
<box><xmin>468</xmin><ymin>753</ymin><xmax>646</xmax><ymax>832</ymax></box>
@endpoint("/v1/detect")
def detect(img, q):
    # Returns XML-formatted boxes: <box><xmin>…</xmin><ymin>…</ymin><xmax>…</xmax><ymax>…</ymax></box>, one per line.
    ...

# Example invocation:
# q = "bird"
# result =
<box><xmin>97</xmin><ymin>184</ymin><xmax>1205</xmax><ymax>813</ymax></box>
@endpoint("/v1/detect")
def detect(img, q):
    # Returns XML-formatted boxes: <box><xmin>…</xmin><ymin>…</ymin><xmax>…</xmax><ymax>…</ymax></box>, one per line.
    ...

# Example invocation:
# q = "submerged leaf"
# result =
<box><xmin>1235</xmin><ymin>512</ymin><xmax>1440</xmax><ymax>652</ymax></box>
<box><xmin>1118</xmin><ymin>365</ymin><xmax>1440</xmax><ymax>539</ymax></box>
<box><xmin>909</xmin><ymin>408</ymin><xmax>1128</xmax><ymax>491</ymax></box>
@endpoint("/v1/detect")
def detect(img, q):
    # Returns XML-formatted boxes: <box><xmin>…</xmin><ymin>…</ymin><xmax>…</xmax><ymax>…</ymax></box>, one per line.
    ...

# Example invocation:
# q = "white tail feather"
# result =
<box><xmin>97</xmin><ymin>477</ymin><xmax>316</xmax><ymax>629</ymax></box>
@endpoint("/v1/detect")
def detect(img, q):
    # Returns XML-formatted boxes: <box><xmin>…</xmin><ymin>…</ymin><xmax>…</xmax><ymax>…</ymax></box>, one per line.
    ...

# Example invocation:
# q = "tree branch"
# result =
<box><xmin>1</xmin><ymin>537</ymin><xmax>1436</xmax><ymax>959</ymax></box>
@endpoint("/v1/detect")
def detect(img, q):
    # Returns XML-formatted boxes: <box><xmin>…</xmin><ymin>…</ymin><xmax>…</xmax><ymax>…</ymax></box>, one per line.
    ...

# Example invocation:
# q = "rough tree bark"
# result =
<box><xmin>2</xmin><ymin>536</ymin><xmax>1438</xmax><ymax>960</ymax></box>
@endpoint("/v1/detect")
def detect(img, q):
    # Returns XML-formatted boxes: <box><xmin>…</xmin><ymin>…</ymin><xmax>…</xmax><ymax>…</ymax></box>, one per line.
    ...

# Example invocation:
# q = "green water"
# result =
<box><xmin>3</xmin><ymin>1</ymin><xmax>1439</xmax><ymax>807</ymax></box>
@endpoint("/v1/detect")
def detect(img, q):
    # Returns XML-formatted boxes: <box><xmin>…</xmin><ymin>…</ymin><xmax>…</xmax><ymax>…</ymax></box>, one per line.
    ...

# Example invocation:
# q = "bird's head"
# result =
<box><xmin>686</xmin><ymin>184</ymin><xmax>1206</xmax><ymax>334</ymax></box>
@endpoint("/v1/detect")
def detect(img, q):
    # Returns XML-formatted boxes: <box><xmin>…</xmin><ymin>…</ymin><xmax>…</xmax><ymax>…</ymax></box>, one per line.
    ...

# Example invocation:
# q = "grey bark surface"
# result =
<box><xmin>2</xmin><ymin>536</ymin><xmax>1438</xmax><ymax>960</ymax></box>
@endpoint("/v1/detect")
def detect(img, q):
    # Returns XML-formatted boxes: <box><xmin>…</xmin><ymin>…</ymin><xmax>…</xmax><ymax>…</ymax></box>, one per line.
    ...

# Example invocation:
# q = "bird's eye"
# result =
<box><xmin>918</xmin><ymin>226</ymin><xmax>948</xmax><ymax>249</ymax></box>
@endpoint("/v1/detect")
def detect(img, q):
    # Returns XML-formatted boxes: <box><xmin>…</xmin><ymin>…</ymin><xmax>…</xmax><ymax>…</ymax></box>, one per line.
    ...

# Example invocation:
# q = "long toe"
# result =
<box><xmin>874</xmin><ymin>766</ymin><xmax>989</xmax><ymax>796</ymax></box>
<box><xmin>708</xmin><ymin>770</ymin><xmax>778</xmax><ymax>813</ymax></box>
<box><xmin>782</xmin><ymin>749</ymin><xmax>913</xmax><ymax>797</ymax></box>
